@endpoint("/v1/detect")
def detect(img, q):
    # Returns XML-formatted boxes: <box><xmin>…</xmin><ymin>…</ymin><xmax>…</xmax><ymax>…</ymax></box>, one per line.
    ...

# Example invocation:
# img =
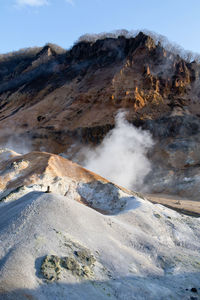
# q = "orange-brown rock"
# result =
<box><xmin>0</xmin><ymin>32</ymin><xmax>199</xmax><ymax>152</ymax></box>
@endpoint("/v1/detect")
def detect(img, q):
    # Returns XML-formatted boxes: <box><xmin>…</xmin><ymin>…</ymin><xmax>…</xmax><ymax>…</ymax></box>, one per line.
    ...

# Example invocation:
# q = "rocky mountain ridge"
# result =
<box><xmin>0</xmin><ymin>32</ymin><xmax>200</xmax><ymax>146</ymax></box>
<box><xmin>1</xmin><ymin>32</ymin><xmax>200</xmax><ymax>198</ymax></box>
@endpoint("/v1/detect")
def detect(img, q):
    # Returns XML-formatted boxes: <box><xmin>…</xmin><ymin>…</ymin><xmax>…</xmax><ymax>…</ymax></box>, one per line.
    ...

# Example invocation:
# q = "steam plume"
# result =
<box><xmin>0</xmin><ymin>128</ymin><xmax>32</xmax><ymax>154</ymax></box>
<box><xmin>83</xmin><ymin>111</ymin><xmax>154</xmax><ymax>191</ymax></box>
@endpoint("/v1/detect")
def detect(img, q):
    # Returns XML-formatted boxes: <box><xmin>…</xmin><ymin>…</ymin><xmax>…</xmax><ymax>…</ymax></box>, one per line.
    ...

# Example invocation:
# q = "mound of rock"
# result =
<box><xmin>0</xmin><ymin>148</ymin><xmax>136</xmax><ymax>214</ymax></box>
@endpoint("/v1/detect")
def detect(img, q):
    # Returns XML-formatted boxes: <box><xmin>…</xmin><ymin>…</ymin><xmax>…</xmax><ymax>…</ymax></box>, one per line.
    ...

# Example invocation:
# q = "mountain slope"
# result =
<box><xmin>0</xmin><ymin>32</ymin><xmax>200</xmax><ymax>152</ymax></box>
<box><xmin>1</xmin><ymin>32</ymin><xmax>200</xmax><ymax>199</ymax></box>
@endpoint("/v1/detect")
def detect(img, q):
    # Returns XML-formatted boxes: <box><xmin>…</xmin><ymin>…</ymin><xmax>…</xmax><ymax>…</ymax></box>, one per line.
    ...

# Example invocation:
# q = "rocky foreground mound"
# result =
<box><xmin>0</xmin><ymin>148</ymin><xmax>134</xmax><ymax>214</ymax></box>
<box><xmin>0</xmin><ymin>149</ymin><xmax>200</xmax><ymax>299</ymax></box>
<box><xmin>1</xmin><ymin>148</ymin><xmax>200</xmax><ymax>216</ymax></box>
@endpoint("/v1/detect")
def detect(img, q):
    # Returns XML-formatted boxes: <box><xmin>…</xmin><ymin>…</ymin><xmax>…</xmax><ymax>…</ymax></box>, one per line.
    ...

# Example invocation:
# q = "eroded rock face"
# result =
<box><xmin>143</xmin><ymin>116</ymin><xmax>200</xmax><ymax>199</ymax></box>
<box><xmin>0</xmin><ymin>32</ymin><xmax>199</xmax><ymax>151</ymax></box>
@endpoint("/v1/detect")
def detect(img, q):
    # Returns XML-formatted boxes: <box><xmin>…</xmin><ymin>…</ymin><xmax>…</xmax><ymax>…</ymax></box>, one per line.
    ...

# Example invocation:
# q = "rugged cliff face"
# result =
<box><xmin>0</xmin><ymin>32</ymin><xmax>200</xmax><ymax>198</ymax></box>
<box><xmin>0</xmin><ymin>32</ymin><xmax>199</xmax><ymax>147</ymax></box>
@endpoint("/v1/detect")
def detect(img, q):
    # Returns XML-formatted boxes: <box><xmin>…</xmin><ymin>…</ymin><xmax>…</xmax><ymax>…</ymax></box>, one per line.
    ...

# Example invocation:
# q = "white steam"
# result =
<box><xmin>0</xmin><ymin>128</ymin><xmax>32</xmax><ymax>155</ymax></box>
<box><xmin>83</xmin><ymin>111</ymin><xmax>154</xmax><ymax>191</ymax></box>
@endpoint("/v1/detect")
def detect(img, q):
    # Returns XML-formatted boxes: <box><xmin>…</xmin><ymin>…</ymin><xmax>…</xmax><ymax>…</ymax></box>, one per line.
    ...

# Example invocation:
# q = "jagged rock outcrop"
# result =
<box><xmin>0</xmin><ymin>32</ymin><xmax>199</xmax><ymax>150</ymax></box>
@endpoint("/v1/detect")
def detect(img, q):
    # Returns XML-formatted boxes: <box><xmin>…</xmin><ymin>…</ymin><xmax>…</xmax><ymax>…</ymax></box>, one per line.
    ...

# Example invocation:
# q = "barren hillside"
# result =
<box><xmin>0</xmin><ymin>149</ymin><xmax>200</xmax><ymax>299</ymax></box>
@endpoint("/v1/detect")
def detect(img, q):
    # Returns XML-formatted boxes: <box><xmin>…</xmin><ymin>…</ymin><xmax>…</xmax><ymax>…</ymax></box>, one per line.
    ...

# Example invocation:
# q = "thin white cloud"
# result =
<box><xmin>65</xmin><ymin>0</ymin><xmax>75</xmax><ymax>6</ymax></box>
<box><xmin>16</xmin><ymin>0</ymin><xmax>49</xmax><ymax>7</ymax></box>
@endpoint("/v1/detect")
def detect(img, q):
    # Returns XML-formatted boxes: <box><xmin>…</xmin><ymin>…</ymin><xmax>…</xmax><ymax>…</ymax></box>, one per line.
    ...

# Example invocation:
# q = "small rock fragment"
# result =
<box><xmin>62</xmin><ymin>256</ymin><xmax>82</xmax><ymax>276</ymax></box>
<box><xmin>41</xmin><ymin>255</ymin><xmax>61</xmax><ymax>281</ymax></box>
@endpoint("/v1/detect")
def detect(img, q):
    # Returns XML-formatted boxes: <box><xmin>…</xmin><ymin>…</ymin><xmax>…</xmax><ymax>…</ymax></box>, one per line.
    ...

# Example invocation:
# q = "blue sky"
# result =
<box><xmin>0</xmin><ymin>0</ymin><xmax>200</xmax><ymax>54</ymax></box>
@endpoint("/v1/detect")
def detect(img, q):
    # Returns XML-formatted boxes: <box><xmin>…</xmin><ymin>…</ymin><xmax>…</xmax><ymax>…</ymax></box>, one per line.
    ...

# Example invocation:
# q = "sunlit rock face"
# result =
<box><xmin>0</xmin><ymin>32</ymin><xmax>199</xmax><ymax>151</ymax></box>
